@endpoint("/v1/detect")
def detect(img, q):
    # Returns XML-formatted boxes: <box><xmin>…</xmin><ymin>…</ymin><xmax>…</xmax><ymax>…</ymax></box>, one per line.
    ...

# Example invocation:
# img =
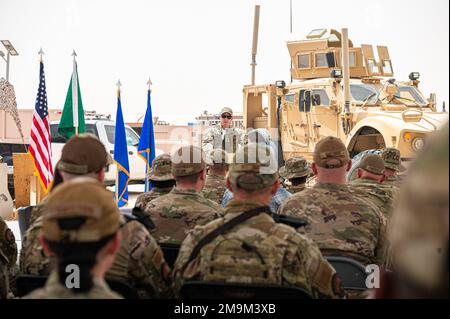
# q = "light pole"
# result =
<box><xmin>0</xmin><ymin>40</ymin><xmax>19</xmax><ymax>81</ymax></box>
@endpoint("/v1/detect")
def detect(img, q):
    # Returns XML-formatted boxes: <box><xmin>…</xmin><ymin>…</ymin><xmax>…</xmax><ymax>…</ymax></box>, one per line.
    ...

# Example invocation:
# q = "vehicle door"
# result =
<box><xmin>309</xmin><ymin>88</ymin><xmax>338</xmax><ymax>139</ymax></box>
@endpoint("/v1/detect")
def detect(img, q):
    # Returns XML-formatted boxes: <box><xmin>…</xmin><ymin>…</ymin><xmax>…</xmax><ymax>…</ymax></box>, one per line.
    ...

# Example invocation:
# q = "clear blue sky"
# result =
<box><xmin>1</xmin><ymin>0</ymin><xmax>448</xmax><ymax>124</ymax></box>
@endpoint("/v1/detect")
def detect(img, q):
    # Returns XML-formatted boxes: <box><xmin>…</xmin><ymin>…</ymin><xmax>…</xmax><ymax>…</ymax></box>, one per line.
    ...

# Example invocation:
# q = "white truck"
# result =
<box><xmin>1</xmin><ymin>109</ymin><xmax>161</xmax><ymax>196</ymax></box>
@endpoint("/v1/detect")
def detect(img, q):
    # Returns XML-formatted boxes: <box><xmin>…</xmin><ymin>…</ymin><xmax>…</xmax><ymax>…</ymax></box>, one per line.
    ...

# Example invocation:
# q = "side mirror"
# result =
<box><xmin>312</xmin><ymin>94</ymin><xmax>321</xmax><ymax>106</ymax></box>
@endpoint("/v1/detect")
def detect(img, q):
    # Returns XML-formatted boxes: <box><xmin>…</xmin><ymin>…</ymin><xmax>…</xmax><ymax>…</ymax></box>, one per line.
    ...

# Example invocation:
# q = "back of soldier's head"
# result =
<box><xmin>42</xmin><ymin>178</ymin><xmax>121</xmax><ymax>293</ymax></box>
<box><xmin>359</xmin><ymin>154</ymin><xmax>385</xmax><ymax>178</ymax></box>
<box><xmin>57</xmin><ymin>133</ymin><xmax>111</xmax><ymax>180</ymax></box>
<box><xmin>388</xmin><ymin>123</ymin><xmax>449</xmax><ymax>298</ymax></box>
<box><xmin>171</xmin><ymin>145</ymin><xmax>206</xmax><ymax>184</ymax></box>
<box><xmin>228</xmin><ymin>143</ymin><xmax>278</xmax><ymax>193</ymax></box>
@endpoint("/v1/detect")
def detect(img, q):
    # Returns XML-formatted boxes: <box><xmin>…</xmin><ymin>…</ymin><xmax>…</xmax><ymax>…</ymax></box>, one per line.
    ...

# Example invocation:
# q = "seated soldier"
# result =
<box><xmin>143</xmin><ymin>146</ymin><xmax>223</xmax><ymax>246</ymax></box>
<box><xmin>20</xmin><ymin>134</ymin><xmax>171</xmax><ymax>298</ymax></box>
<box><xmin>135</xmin><ymin>154</ymin><xmax>176</xmax><ymax>211</ymax></box>
<box><xmin>173</xmin><ymin>144</ymin><xmax>344</xmax><ymax>299</ymax></box>
<box><xmin>350</xmin><ymin>154</ymin><xmax>396</xmax><ymax>218</ymax></box>
<box><xmin>279</xmin><ymin>156</ymin><xmax>311</xmax><ymax>194</ymax></box>
<box><xmin>23</xmin><ymin>179</ymin><xmax>123</xmax><ymax>299</ymax></box>
<box><xmin>278</xmin><ymin>136</ymin><xmax>388</xmax><ymax>266</ymax></box>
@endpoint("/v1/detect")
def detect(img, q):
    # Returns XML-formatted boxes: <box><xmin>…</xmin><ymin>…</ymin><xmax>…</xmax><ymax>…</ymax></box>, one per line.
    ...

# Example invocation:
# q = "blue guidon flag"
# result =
<box><xmin>137</xmin><ymin>85</ymin><xmax>156</xmax><ymax>192</ymax></box>
<box><xmin>114</xmin><ymin>81</ymin><xmax>130</xmax><ymax>207</ymax></box>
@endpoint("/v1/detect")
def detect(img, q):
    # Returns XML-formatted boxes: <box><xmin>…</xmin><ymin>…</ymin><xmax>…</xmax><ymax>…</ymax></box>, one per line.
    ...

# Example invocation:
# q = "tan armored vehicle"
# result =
<box><xmin>243</xmin><ymin>26</ymin><xmax>449</xmax><ymax>161</ymax></box>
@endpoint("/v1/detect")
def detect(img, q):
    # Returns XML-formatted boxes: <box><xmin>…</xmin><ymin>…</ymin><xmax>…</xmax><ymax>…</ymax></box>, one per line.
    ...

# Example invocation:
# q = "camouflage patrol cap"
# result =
<box><xmin>42</xmin><ymin>178</ymin><xmax>121</xmax><ymax>242</ymax></box>
<box><xmin>381</xmin><ymin>148</ymin><xmax>405</xmax><ymax>172</ymax></box>
<box><xmin>171</xmin><ymin>145</ymin><xmax>206</xmax><ymax>177</ymax></box>
<box><xmin>148</xmin><ymin>154</ymin><xmax>174</xmax><ymax>181</ymax></box>
<box><xmin>313</xmin><ymin>136</ymin><xmax>350</xmax><ymax>169</ymax></box>
<box><xmin>219</xmin><ymin>107</ymin><xmax>233</xmax><ymax>116</ymax></box>
<box><xmin>389</xmin><ymin>123</ymin><xmax>449</xmax><ymax>293</ymax></box>
<box><xmin>228</xmin><ymin>144</ymin><xmax>278</xmax><ymax>191</ymax></box>
<box><xmin>359</xmin><ymin>154</ymin><xmax>385</xmax><ymax>176</ymax></box>
<box><xmin>279</xmin><ymin>156</ymin><xmax>311</xmax><ymax>179</ymax></box>
<box><xmin>58</xmin><ymin>133</ymin><xmax>110</xmax><ymax>175</ymax></box>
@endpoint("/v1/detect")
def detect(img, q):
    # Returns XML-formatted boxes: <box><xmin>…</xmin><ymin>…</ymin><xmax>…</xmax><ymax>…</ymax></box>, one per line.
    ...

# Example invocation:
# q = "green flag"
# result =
<box><xmin>58</xmin><ymin>56</ymin><xmax>85</xmax><ymax>139</ymax></box>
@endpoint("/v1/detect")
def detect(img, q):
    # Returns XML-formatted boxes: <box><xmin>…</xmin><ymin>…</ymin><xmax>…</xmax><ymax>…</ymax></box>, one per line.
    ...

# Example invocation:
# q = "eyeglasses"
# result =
<box><xmin>221</xmin><ymin>115</ymin><xmax>232</xmax><ymax>119</ymax></box>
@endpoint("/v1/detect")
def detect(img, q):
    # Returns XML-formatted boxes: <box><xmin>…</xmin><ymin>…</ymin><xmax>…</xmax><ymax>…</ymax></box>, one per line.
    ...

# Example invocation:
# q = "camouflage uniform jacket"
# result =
<box><xmin>285</xmin><ymin>184</ymin><xmax>307</xmax><ymax>194</ymax></box>
<box><xmin>201</xmin><ymin>174</ymin><xmax>227</xmax><ymax>205</ymax></box>
<box><xmin>277</xmin><ymin>182</ymin><xmax>388</xmax><ymax>266</ymax></box>
<box><xmin>143</xmin><ymin>188</ymin><xmax>223</xmax><ymax>245</ymax></box>
<box><xmin>350</xmin><ymin>177</ymin><xmax>396</xmax><ymax>218</ymax></box>
<box><xmin>0</xmin><ymin>217</ymin><xmax>17</xmax><ymax>269</ymax></box>
<box><xmin>23</xmin><ymin>271</ymin><xmax>122</xmax><ymax>299</ymax></box>
<box><xmin>135</xmin><ymin>187</ymin><xmax>174</xmax><ymax>210</ymax></box>
<box><xmin>202</xmin><ymin>125</ymin><xmax>244</xmax><ymax>155</ymax></box>
<box><xmin>20</xmin><ymin>217</ymin><xmax>172</xmax><ymax>298</ymax></box>
<box><xmin>383</xmin><ymin>175</ymin><xmax>402</xmax><ymax>187</ymax></box>
<box><xmin>173</xmin><ymin>200</ymin><xmax>343</xmax><ymax>298</ymax></box>
<box><xmin>1</xmin><ymin>217</ymin><xmax>16</xmax><ymax>299</ymax></box>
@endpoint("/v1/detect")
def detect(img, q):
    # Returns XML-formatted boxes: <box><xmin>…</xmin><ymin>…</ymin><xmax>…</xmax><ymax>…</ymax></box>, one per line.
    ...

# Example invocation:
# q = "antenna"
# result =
<box><xmin>289</xmin><ymin>0</ymin><xmax>292</xmax><ymax>34</ymax></box>
<box><xmin>250</xmin><ymin>5</ymin><xmax>260</xmax><ymax>85</ymax></box>
<box><xmin>289</xmin><ymin>0</ymin><xmax>293</xmax><ymax>83</ymax></box>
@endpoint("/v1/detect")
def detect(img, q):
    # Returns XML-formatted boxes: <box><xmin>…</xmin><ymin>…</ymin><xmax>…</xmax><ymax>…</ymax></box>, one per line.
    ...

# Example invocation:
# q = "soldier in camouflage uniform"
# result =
<box><xmin>24</xmin><ymin>179</ymin><xmax>124</xmax><ymax>299</ymax></box>
<box><xmin>135</xmin><ymin>154</ymin><xmax>176</xmax><ymax>210</ymax></box>
<box><xmin>350</xmin><ymin>154</ymin><xmax>396</xmax><ymax>218</ymax></box>
<box><xmin>0</xmin><ymin>217</ymin><xmax>16</xmax><ymax>298</ymax></box>
<box><xmin>381</xmin><ymin>148</ymin><xmax>404</xmax><ymax>188</ymax></box>
<box><xmin>278</xmin><ymin>136</ymin><xmax>388</xmax><ymax>266</ymax></box>
<box><xmin>202</xmin><ymin>107</ymin><xmax>244</xmax><ymax>156</ymax></box>
<box><xmin>279</xmin><ymin>156</ymin><xmax>311</xmax><ymax>194</ymax></box>
<box><xmin>375</xmin><ymin>123</ymin><xmax>449</xmax><ymax>298</ymax></box>
<box><xmin>202</xmin><ymin>149</ymin><xmax>229</xmax><ymax>205</ymax></box>
<box><xmin>20</xmin><ymin>134</ymin><xmax>171</xmax><ymax>298</ymax></box>
<box><xmin>173</xmin><ymin>144</ymin><xmax>344</xmax><ymax>298</ymax></box>
<box><xmin>143</xmin><ymin>145</ymin><xmax>223</xmax><ymax>246</ymax></box>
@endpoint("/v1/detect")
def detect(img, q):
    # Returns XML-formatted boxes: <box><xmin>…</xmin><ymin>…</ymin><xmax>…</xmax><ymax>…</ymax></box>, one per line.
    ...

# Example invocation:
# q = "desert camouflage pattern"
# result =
<box><xmin>201</xmin><ymin>174</ymin><xmax>227</xmax><ymax>205</ymax></box>
<box><xmin>383</xmin><ymin>175</ymin><xmax>402</xmax><ymax>188</ymax></box>
<box><xmin>23</xmin><ymin>271</ymin><xmax>122</xmax><ymax>299</ymax></box>
<box><xmin>143</xmin><ymin>188</ymin><xmax>223</xmax><ymax>245</ymax></box>
<box><xmin>389</xmin><ymin>123</ymin><xmax>449</xmax><ymax>294</ymax></box>
<box><xmin>173</xmin><ymin>200</ymin><xmax>344</xmax><ymax>299</ymax></box>
<box><xmin>278</xmin><ymin>182</ymin><xmax>388</xmax><ymax>266</ymax></box>
<box><xmin>135</xmin><ymin>187</ymin><xmax>173</xmax><ymax>210</ymax></box>
<box><xmin>284</xmin><ymin>184</ymin><xmax>307</xmax><ymax>194</ymax></box>
<box><xmin>0</xmin><ymin>217</ymin><xmax>16</xmax><ymax>269</ymax></box>
<box><xmin>106</xmin><ymin>220</ymin><xmax>172</xmax><ymax>298</ymax></box>
<box><xmin>279</xmin><ymin>156</ymin><xmax>311</xmax><ymax>180</ymax></box>
<box><xmin>350</xmin><ymin>177</ymin><xmax>397</xmax><ymax>218</ymax></box>
<box><xmin>20</xmin><ymin>217</ymin><xmax>172</xmax><ymax>298</ymax></box>
<box><xmin>202</xmin><ymin>124</ymin><xmax>244</xmax><ymax>155</ymax></box>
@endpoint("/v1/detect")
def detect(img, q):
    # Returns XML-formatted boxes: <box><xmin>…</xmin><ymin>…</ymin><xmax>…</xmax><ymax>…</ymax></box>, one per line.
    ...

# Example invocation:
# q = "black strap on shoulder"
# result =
<box><xmin>132</xmin><ymin>207</ymin><xmax>156</xmax><ymax>231</ymax></box>
<box><xmin>184</xmin><ymin>206</ymin><xmax>271</xmax><ymax>269</ymax></box>
<box><xmin>120</xmin><ymin>207</ymin><xmax>156</xmax><ymax>231</ymax></box>
<box><xmin>271</xmin><ymin>214</ymin><xmax>308</xmax><ymax>229</ymax></box>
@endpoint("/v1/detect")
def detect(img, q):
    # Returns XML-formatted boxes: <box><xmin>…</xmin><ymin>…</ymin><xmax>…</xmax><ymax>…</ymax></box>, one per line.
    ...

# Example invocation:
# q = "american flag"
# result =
<box><xmin>29</xmin><ymin>61</ymin><xmax>53</xmax><ymax>191</ymax></box>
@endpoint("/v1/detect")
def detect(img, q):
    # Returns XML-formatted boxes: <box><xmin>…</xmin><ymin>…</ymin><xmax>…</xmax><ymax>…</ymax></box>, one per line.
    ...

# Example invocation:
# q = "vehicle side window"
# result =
<box><xmin>50</xmin><ymin>124</ymin><xmax>67</xmax><ymax>143</ymax></box>
<box><xmin>285</xmin><ymin>94</ymin><xmax>295</xmax><ymax>104</ymax></box>
<box><xmin>50</xmin><ymin>124</ymin><xmax>98</xmax><ymax>143</ymax></box>
<box><xmin>298</xmin><ymin>54</ymin><xmax>310</xmax><ymax>69</ymax></box>
<box><xmin>105</xmin><ymin>125</ymin><xmax>115</xmax><ymax>144</ymax></box>
<box><xmin>312</xmin><ymin>89</ymin><xmax>330</xmax><ymax>106</ymax></box>
<box><xmin>104</xmin><ymin>125</ymin><xmax>140</xmax><ymax>146</ymax></box>
<box><xmin>299</xmin><ymin>90</ymin><xmax>305</xmax><ymax>112</ymax></box>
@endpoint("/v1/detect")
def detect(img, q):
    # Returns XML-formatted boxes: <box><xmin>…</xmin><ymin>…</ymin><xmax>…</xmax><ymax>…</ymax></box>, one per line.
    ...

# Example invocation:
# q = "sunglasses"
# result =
<box><xmin>221</xmin><ymin>115</ymin><xmax>232</xmax><ymax>119</ymax></box>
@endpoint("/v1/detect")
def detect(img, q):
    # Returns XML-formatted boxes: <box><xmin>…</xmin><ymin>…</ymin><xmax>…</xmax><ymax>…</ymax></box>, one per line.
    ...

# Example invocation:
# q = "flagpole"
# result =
<box><xmin>72</xmin><ymin>50</ymin><xmax>79</xmax><ymax>136</ymax></box>
<box><xmin>145</xmin><ymin>77</ymin><xmax>153</xmax><ymax>192</ymax></box>
<box><xmin>115</xmin><ymin>79</ymin><xmax>121</xmax><ymax>203</ymax></box>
